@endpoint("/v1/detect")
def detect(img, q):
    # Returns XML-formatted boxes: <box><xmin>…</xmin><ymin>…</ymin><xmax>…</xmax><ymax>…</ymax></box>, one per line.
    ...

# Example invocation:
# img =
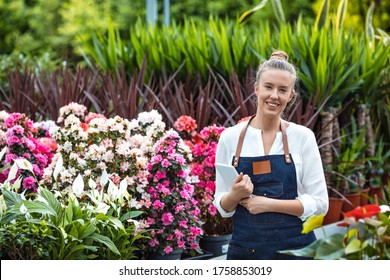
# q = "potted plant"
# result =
<box><xmin>365</xmin><ymin>139</ymin><xmax>390</xmax><ymax>203</ymax></box>
<box><xmin>137</xmin><ymin>130</ymin><xmax>204</xmax><ymax>259</ymax></box>
<box><xmin>279</xmin><ymin>203</ymin><xmax>390</xmax><ymax>260</ymax></box>
<box><xmin>174</xmin><ymin>116</ymin><xmax>233</xmax><ymax>258</ymax></box>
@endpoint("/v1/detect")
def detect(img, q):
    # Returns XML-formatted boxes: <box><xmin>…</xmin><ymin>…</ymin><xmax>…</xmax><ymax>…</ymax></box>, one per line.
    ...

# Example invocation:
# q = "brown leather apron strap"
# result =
<box><xmin>233</xmin><ymin>116</ymin><xmax>291</xmax><ymax>167</ymax></box>
<box><xmin>233</xmin><ymin>115</ymin><xmax>256</xmax><ymax>167</ymax></box>
<box><xmin>280</xmin><ymin>120</ymin><xmax>291</xmax><ymax>163</ymax></box>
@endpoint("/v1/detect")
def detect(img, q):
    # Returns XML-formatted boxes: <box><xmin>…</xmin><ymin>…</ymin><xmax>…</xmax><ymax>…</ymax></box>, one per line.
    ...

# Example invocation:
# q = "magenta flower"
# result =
<box><xmin>152</xmin><ymin>200</ymin><xmax>165</xmax><ymax>210</ymax></box>
<box><xmin>161</xmin><ymin>212</ymin><xmax>174</xmax><ymax>226</ymax></box>
<box><xmin>22</xmin><ymin>176</ymin><xmax>36</xmax><ymax>190</ymax></box>
<box><xmin>163</xmin><ymin>246</ymin><xmax>173</xmax><ymax>254</ymax></box>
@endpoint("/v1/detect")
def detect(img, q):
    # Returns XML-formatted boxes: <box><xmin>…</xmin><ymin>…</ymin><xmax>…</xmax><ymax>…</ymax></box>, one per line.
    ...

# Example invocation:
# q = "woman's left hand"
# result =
<box><xmin>239</xmin><ymin>195</ymin><xmax>271</xmax><ymax>214</ymax></box>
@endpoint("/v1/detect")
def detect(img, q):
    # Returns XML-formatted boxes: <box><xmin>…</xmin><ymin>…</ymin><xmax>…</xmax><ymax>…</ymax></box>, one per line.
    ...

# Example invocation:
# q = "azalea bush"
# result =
<box><xmin>138</xmin><ymin>130</ymin><xmax>203</xmax><ymax>258</ymax></box>
<box><xmin>280</xmin><ymin>204</ymin><xmax>390</xmax><ymax>260</ymax></box>
<box><xmin>174</xmin><ymin>115</ymin><xmax>233</xmax><ymax>236</ymax></box>
<box><xmin>41</xmin><ymin>103</ymin><xmax>204</xmax><ymax>258</ymax></box>
<box><xmin>0</xmin><ymin>111</ymin><xmax>55</xmax><ymax>194</ymax></box>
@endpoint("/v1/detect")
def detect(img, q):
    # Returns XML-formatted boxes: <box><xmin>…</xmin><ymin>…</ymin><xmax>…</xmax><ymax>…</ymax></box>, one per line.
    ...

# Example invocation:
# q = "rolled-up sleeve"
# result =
<box><xmin>213</xmin><ymin>130</ymin><xmax>236</xmax><ymax>217</ymax></box>
<box><xmin>296</xmin><ymin>131</ymin><xmax>329</xmax><ymax>221</ymax></box>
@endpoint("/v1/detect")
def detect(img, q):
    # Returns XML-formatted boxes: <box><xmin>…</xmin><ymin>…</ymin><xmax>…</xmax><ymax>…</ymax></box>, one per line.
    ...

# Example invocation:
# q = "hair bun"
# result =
<box><xmin>270</xmin><ymin>51</ymin><xmax>289</xmax><ymax>61</ymax></box>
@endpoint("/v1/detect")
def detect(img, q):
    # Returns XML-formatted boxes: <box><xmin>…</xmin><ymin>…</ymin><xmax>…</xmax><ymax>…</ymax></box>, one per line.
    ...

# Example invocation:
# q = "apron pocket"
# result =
<box><xmin>250</xmin><ymin>182</ymin><xmax>284</xmax><ymax>224</ymax></box>
<box><xmin>252</xmin><ymin>182</ymin><xmax>284</xmax><ymax>198</ymax></box>
<box><xmin>227</xmin><ymin>244</ymin><xmax>256</xmax><ymax>260</ymax></box>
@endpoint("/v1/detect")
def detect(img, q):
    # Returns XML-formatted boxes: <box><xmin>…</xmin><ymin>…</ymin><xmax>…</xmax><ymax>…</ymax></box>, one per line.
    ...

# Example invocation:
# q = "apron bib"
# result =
<box><xmin>227</xmin><ymin>116</ymin><xmax>315</xmax><ymax>260</ymax></box>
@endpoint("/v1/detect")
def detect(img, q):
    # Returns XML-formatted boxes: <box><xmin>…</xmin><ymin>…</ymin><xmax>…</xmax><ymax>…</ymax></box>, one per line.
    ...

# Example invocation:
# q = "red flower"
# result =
<box><xmin>344</xmin><ymin>205</ymin><xmax>381</xmax><ymax>220</ymax></box>
<box><xmin>80</xmin><ymin>122</ymin><xmax>89</xmax><ymax>132</ymax></box>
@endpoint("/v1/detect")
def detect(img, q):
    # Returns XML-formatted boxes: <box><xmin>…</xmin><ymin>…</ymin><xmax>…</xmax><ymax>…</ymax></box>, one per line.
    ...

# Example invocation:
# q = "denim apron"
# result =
<box><xmin>227</xmin><ymin>116</ymin><xmax>315</xmax><ymax>260</ymax></box>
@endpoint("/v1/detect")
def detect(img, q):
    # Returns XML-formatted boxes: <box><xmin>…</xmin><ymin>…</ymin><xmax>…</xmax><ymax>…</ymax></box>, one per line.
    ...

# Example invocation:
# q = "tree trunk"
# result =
<box><xmin>364</xmin><ymin>107</ymin><xmax>375</xmax><ymax>158</ymax></box>
<box><xmin>320</xmin><ymin>110</ymin><xmax>334</xmax><ymax>187</ymax></box>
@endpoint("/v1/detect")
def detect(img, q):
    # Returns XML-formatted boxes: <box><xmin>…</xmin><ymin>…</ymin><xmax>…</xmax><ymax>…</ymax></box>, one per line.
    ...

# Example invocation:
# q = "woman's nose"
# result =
<box><xmin>270</xmin><ymin>89</ymin><xmax>278</xmax><ymax>99</ymax></box>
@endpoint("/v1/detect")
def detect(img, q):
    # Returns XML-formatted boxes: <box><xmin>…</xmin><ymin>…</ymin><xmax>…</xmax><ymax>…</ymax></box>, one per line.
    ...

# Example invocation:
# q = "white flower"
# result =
<box><xmin>72</xmin><ymin>174</ymin><xmax>84</xmax><ymax>197</ymax></box>
<box><xmin>20</xmin><ymin>203</ymin><xmax>28</xmax><ymax>214</ymax></box>
<box><xmin>380</xmin><ymin>205</ymin><xmax>390</xmax><ymax>213</ymax></box>
<box><xmin>95</xmin><ymin>202</ymin><xmax>110</xmax><ymax>214</ymax></box>
<box><xmin>0</xmin><ymin>146</ymin><xmax>7</xmax><ymax>161</ymax></box>
<box><xmin>14</xmin><ymin>158</ymin><xmax>34</xmax><ymax>173</ymax></box>
<box><xmin>100</xmin><ymin>169</ymin><xmax>109</xmax><ymax>187</ymax></box>
<box><xmin>53</xmin><ymin>154</ymin><xmax>64</xmax><ymax>180</ymax></box>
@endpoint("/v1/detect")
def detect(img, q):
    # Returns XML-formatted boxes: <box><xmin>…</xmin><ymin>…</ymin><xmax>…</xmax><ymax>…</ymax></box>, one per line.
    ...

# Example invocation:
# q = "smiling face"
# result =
<box><xmin>255</xmin><ymin>69</ymin><xmax>295</xmax><ymax>118</ymax></box>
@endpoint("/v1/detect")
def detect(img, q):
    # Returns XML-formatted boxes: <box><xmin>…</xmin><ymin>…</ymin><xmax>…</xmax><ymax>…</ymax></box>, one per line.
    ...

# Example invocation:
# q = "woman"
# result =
<box><xmin>213</xmin><ymin>50</ymin><xmax>328</xmax><ymax>260</ymax></box>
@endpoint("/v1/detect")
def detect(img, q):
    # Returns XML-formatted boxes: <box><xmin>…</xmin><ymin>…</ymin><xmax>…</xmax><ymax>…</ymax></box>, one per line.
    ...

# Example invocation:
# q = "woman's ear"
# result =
<box><xmin>289</xmin><ymin>89</ymin><xmax>296</xmax><ymax>102</ymax></box>
<box><xmin>254</xmin><ymin>82</ymin><xmax>259</xmax><ymax>94</ymax></box>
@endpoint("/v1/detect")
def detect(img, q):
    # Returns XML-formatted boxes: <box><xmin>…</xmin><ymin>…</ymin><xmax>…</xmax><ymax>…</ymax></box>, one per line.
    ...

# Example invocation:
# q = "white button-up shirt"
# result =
<box><xmin>213</xmin><ymin>121</ymin><xmax>329</xmax><ymax>221</ymax></box>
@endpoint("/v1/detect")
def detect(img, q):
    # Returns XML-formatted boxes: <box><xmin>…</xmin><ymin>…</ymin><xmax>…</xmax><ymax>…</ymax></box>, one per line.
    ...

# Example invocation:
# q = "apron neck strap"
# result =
<box><xmin>233</xmin><ymin>116</ymin><xmax>291</xmax><ymax>167</ymax></box>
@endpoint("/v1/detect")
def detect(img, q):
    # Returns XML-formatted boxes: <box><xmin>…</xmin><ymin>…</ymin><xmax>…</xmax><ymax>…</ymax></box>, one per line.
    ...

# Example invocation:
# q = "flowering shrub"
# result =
<box><xmin>174</xmin><ymin>115</ymin><xmax>233</xmax><ymax>236</ymax></box>
<box><xmin>0</xmin><ymin>160</ymin><xmax>147</xmax><ymax>260</ymax></box>
<box><xmin>140</xmin><ymin>130</ymin><xmax>203</xmax><ymax>257</ymax></box>
<box><xmin>43</xmin><ymin>103</ymin><xmax>203</xmax><ymax>258</ymax></box>
<box><xmin>280</xmin><ymin>204</ymin><xmax>390</xmax><ymax>259</ymax></box>
<box><xmin>0</xmin><ymin>112</ymin><xmax>55</xmax><ymax>194</ymax></box>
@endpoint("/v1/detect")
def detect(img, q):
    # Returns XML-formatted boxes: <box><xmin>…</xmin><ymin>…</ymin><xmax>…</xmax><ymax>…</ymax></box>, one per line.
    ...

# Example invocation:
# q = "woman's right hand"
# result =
<box><xmin>230</xmin><ymin>172</ymin><xmax>253</xmax><ymax>201</ymax></box>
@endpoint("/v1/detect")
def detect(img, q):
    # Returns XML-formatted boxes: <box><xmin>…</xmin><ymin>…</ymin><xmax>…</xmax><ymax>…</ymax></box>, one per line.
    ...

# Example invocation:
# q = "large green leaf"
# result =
<box><xmin>279</xmin><ymin>238</ymin><xmax>323</xmax><ymax>258</ymax></box>
<box><xmin>2</xmin><ymin>187</ymin><xmax>23</xmax><ymax>208</ymax></box>
<box><xmin>20</xmin><ymin>200</ymin><xmax>57</xmax><ymax>217</ymax></box>
<box><xmin>38</xmin><ymin>187</ymin><xmax>62</xmax><ymax>217</ymax></box>
<box><xmin>315</xmin><ymin>234</ymin><xmax>345</xmax><ymax>260</ymax></box>
<box><xmin>90</xmin><ymin>233</ymin><xmax>120</xmax><ymax>255</ymax></box>
<box><xmin>315</xmin><ymin>0</ymin><xmax>330</xmax><ymax>30</ymax></box>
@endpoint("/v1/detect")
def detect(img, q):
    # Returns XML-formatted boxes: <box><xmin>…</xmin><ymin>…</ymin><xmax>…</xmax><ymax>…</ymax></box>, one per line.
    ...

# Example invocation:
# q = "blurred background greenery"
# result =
<box><xmin>0</xmin><ymin>0</ymin><xmax>389</xmax><ymax>202</ymax></box>
<box><xmin>0</xmin><ymin>0</ymin><xmax>388</xmax><ymax>60</ymax></box>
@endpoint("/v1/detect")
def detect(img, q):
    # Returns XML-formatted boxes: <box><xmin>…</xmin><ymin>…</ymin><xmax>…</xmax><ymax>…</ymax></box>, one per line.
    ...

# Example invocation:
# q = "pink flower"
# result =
<box><xmin>176</xmin><ymin>170</ymin><xmax>187</xmax><ymax>178</ymax></box>
<box><xmin>5</xmin><ymin>113</ymin><xmax>23</xmax><ymax>129</ymax></box>
<box><xmin>163</xmin><ymin>246</ymin><xmax>173</xmax><ymax>254</ymax></box>
<box><xmin>180</xmin><ymin>190</ymin><xmax>190</xmax><ymax>200</ymax></box>
<box><xmin>177</xmin><ymin>240</ymin><xmax>185</xmax><ymax>248</ymax></box>
<box><xmin>161</xmin><ymin>212</ymin><xmax>174</xmax><ymax>226</ymax></box>
<box><xmin>151</xmin><ymin>154</ymin><xmax>163</xmax><ymax>164</ymax></box>
<box><xmin>208</xmin><ymin>204</ymin><xmax>217</xmax><ymax>216</ymax></box>
<box><xmin>5</xmin><ymin>153</ymin><xmax>18</xmax><ymax>164</ymax></box>
<box><xmin>190</xmin><ymin>226</ymin><xmax>203</xmax><ymax>237</ymax></box>
<box><xmin>174</xmin><ymin>229</ymin><xmax>184</xmax><ymax>239</ymax></box>
<box><xmin>155</xmin><ymin>170</ymin><xmax>166</xmax><ymax>180</ymax></box>
<box><xmin>22</xmin><ymin>176</ymin><xmax>36</xmax><ymax>190</ymax></box>
<box><xmin>152</xmin><ymin>200</ymin><xmax>165</xmax><ymax>210</ymax></box>
<box><xmin>84</xmin><ymin>112</ymin><xmax>106</xmax><ymax>124</ymax></box>
<box><xmin>179</xmin><ymin>219</ymin><xmax>188</xmax><ymax>228</ymax></box>
<box><xmin>166</xmin><ymin>234</ymin><xmax>174</xmax><ymax>241</ymax></box>
<box><xmin>161</xmin><ymin>159</ymin><xmax>171</xmax><ymax>168</ymax></box>
<box><xmin>174</xmin><ymin>116</ymin><xmax>197</xmax><ymax>131</ymax></box>
<box><xmin>148</xmin><ymin>238</ymin><xmax>160</xmax><ymax>247</ymax></box>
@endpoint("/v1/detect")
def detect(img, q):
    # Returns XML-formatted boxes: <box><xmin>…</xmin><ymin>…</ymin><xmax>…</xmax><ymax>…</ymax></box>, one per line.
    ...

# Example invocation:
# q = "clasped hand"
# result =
<box><xmin>232</xmin><ymin>173</ymin><xmax>270</xmax><ymax>214</ymax></box>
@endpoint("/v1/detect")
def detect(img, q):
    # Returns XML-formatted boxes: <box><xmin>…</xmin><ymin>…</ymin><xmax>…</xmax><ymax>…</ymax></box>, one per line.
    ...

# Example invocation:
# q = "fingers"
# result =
<box><xmin>234</xmin><ymin>172</ymin><xmax>243</xmax><ymax>184</ymax></box>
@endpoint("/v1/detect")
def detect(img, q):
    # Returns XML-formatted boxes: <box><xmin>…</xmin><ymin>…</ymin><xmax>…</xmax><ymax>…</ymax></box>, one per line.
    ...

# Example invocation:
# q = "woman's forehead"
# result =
<box><xmin>259</xmin><ymin>69</ymin><xmax>294</xmax><ymax>85</ymax></box>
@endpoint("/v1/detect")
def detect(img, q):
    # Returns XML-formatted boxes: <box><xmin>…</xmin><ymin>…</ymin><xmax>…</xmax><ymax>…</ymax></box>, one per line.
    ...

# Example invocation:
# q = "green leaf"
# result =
<box><xmin>315</xmin><ymin>0</ymin><xmax>330</xmax><ymax>30</ymax></box>
<box><xmin>2</xmin><ymin>188</ymin><xmax>23</xmax><ymax>208</ymax></box>
<box><xmin>89</xmin><ymin>233</ymin><xmax>120</xmax><ymax>255</ymax></box>
<box><xmin>238</xmin><ymin>0</ymin><xmax>269</xmax><ymax>24</ymax></box>
<box><xmin>335</xmin><ymin>0</ymin><xmax>348</xmax><ymax>35</ymax></box>
<box><xmin>64</xmin><ymin>244</ymin><xmax>98</xmax><ymax>260</ymax></box>
<box><xmin>22</xmin><ymin>200</ymin><xmax>57</xmax><ymax>217</ymax></box>
<box><xmin>78</xmin><ymin>223</ymin><xmax>96</xmax><ymax>240</ymax></box>
<box><xmin>38</xmin><ymin>187</ymin><xmax>62</xmax><ymax>217</ymax></box>
<box><xmin>315</xmin><ymin>234</ymin><xmax>345</xmax><ymax>260</ymax></box>
<box><xmin>345</xmin><ymin>239</ymin><xmax>362</xmax><ymax>255</ymax></box>
<box><xmin>279</xmin><ymin>238</ymin><xmax>323</xmax><ymax>258</ymax></box>
<box><xmin>271</xmin><ymin>0</ymin><xmax>286</xmax><ymax>25</ymax></box>
<box><xmin>365</xmin><ymin>2</ymin><xmax>375</xmax><ymax>41</ymax></box>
